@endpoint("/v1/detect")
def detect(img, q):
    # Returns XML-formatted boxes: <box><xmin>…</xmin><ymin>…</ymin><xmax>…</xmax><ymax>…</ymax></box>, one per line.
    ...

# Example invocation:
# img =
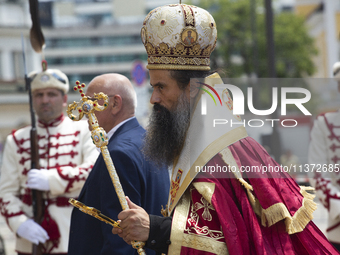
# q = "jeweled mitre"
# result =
<box><xmin>141</xmin><ymin>4</ymin><xmax>217</xmax><ymax>71</ymax></box>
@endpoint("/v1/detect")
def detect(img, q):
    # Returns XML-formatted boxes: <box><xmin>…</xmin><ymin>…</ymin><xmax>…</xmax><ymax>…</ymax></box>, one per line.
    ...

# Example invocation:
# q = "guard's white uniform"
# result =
<box><xmin>0</xmin><ymin>115</ymin><xmax>98</xmax><ymax>253</ymax></box>
<box><xmin>308</xmin><ymin>110</ymin><xmax>340</xmax><ymax>244</ymax></box>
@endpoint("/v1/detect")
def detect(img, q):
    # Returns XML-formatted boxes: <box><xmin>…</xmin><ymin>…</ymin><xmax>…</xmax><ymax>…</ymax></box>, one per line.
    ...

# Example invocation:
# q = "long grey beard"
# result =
<box><xmin>143</xmin><ymin>94</ymin><xmax>190</xmax><ymax>168</ymax></box>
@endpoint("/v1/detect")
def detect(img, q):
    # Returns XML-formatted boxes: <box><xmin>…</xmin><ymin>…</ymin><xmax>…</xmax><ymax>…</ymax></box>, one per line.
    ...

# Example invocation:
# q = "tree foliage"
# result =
<box><xmin>196</xmin><ymin>0</ymin><xmax>318</xmax><ymax>78</ymax></box>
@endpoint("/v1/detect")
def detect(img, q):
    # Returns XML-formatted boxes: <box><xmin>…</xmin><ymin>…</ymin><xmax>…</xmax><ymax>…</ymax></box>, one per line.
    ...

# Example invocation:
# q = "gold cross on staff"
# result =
<box><xmin>67</xmin><ymin>81</ymin><xmax>110</xmax><ymax>148</ymax></box>
<box><xmin>67</xmin><ymin>81</ymin><xmax>146</xmax><ymax>255</ymax></box>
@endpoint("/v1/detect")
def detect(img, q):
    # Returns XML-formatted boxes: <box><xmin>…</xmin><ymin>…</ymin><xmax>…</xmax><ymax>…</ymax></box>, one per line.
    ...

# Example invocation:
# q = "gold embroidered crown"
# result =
<box><xmin>141</xmin><ymin>4</ymin><xmax>217</xmax><ymax>71</ymax></box>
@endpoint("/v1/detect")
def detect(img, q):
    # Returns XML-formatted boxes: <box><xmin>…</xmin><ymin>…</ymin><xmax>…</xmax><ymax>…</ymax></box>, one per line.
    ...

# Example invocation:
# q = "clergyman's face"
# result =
<box><xmin>143</xmin><ymin>70</ymin><xmax>191</xmax><ymax>167</ymax></box>
<box><xmin>149</xmin><ymin>70</ymin><xmax>190</xmax><ymax>111</ymax></box>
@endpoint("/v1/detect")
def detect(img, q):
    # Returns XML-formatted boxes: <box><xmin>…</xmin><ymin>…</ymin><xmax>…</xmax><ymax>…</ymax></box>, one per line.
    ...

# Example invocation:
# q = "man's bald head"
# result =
<box><xmin>88</xmin><ymin>73</ymin><xmax>136</xmax><ymax>113</ymax></box>
<box><xmin>85</xmin><ymin>73</ymin><xmax>137</xmax><ymax>132</ymax></box>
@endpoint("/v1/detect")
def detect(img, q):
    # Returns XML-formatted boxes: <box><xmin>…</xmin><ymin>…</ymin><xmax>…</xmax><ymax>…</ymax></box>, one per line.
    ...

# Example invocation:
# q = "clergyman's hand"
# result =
<box><xmin>112</xmin><ymin>196</ymin><xmax>150</xmax><ymax>244</ymax></box>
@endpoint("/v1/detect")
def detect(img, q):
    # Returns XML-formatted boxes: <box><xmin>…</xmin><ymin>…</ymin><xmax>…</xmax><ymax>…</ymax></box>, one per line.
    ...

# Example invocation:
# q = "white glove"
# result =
<box><xmin>17</xmin><ymin>219</ymin><xmax>49</xmax><ymax>245</ymax></box>
<box><xmin>27</xmin><ymin>169</ymin><xmax>50</xmax><ymax>191</ymax></box>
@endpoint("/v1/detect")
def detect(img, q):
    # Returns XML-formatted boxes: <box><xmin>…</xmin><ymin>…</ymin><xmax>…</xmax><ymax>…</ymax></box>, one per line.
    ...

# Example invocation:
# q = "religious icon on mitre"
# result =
<box><xmin>181</xmin><ymin>28</ymin><xmax>197</xmax><ymax>46</ymax></box>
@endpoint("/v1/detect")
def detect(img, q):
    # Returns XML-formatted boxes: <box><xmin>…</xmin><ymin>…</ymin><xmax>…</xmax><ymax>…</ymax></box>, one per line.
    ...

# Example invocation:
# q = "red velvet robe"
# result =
<box><xmin>168</xmin><ymin>137</ymin><xmax>339</xmax><ymax>255</ymax></box>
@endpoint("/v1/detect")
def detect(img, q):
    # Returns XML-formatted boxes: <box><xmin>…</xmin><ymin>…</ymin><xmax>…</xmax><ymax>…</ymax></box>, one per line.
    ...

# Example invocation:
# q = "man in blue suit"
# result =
<box><xmin>68</xmin><ymin>73</ymin><xmax>170</xmax><ymax>255</ymax></box>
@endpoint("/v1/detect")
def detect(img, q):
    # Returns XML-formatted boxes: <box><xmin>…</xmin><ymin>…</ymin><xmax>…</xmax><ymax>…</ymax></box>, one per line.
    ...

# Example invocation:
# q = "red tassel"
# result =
<box><xmin>40</xmin><ymin>208</ymin><xmax>60</xmax><ymax>253</ymax></box>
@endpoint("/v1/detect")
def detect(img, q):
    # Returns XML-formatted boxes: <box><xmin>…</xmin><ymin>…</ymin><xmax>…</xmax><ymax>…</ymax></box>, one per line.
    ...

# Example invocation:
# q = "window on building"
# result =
<box><xmin>46</xmin><ymin>54</ymin><xmax>146</xmax><ymax>65</ymax></box>
<box><xmin>45</xmin><ymin>34</ymin><xmax>140</xmax><ymax>48</ymax></box>
<box><xmin>12</xmin><ymin>51</ymin><xmax>24</xmax><ymax>80</ymax></box>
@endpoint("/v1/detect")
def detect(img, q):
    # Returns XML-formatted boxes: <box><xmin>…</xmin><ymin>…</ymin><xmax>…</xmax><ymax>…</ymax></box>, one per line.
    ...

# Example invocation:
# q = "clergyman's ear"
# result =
<box><xmin>189</xmin><ymin>78</ymin><xmax>200</xmax><ymax>98</ymax></box>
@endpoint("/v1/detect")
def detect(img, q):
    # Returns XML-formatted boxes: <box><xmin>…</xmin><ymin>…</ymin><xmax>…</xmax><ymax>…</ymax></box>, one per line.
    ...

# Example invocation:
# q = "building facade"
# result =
<box><xmin>0</xmin><ymin>0</ymin><xmax>174</xmax><ymax>146</ymax></box>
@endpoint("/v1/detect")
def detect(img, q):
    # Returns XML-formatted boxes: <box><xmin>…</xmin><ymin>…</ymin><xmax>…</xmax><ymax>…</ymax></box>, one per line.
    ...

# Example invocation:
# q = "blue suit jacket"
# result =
<box><xmin>68</xmin><ymin>118</ymin><xmax>170</xmax><ymax>255</ymax></box>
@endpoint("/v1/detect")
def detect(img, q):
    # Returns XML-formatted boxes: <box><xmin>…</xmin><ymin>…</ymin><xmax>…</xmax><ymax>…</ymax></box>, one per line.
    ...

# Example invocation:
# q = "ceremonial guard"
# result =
<box><xmin>308</xmin><ymin>62</ymin><xmax>340</xmax><ymax>251</ymax></box>
<box><xmin>0</xmin><ymin>68</ymin><xmax>98</xmax><ymax>254</ymax></box>
<box><xmin>113</xmin><ymin>4</ymin><xmax>340</xmax><ymax>255</ymax></box>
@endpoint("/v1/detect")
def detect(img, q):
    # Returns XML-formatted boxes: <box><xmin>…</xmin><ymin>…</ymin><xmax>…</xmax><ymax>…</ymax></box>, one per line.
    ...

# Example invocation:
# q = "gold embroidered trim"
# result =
<box><xmin>168</xmin><ymin>126</ymin><xmax>248</xmax><ymax>214</ymax></box>
<box><xmin>148</xmin><ymin>55</ymin><xmax>209</xmax><ymax>66</ymax></box>
<box><xmin>219</xmin><ymin>147</ymin><xmax>259</xmax><ymax>216</ymax></box>
<box><xmin>168</xmin><ymin>190</ymin><xmax>191</xmax><ymax>255</ymax></box>
<box><xmin>147</xmin><ymin>64</ymin><xmax>211</xmax><ymax>71</ymax></box>
<box><xmin>193</xmin><ymin>197</ymin><xmax>215</xmax><ymax>221</ymax></box>
<box><xmin>182</xmin><ymin>234</ymin><xmax>228</xmax><ymax>254</ymax></box>
<box><xmin>219</xmin><ymin>147</ymin><xmax>316</xmax><ymax>234</ymax></box>
<box><xmin>192</xmin><ymin>182</ymin><xmax>215</xmax><ymax>205</ymax></box>
<box><xmin>169</xmin><ymin>169</ymin><xmax>183</xmax><ymax>209</ymax></box>
<box><xmin>145</xmin><ymin>42</ymin><xmax>213</xmax><ymax>58</ymax></box>
<box><xmin>182</xmin><ymin>5</ymin><xmax>194</xmax><ymax>27</ymax></box>
<box><xmin>259</xmin><ymin>186</ymin><xmax>317</xmax><ymax>234</ymax></box>
<box><xmin>169</xmin><ymin>187</ymin><xmax>228</xmax><ymax>255</ymax></box>
<box><xmin>186</xmin><ymin>188</ymin><xmax>222</xmax><ymax>236</ymax></box>
<box><xmin>219</xmin><ymin>147</ymin><xmax>253</xmax><ymax>191</ymax></box>
<box><xmin>240</xmin><ymin>183</ymin><xmax>316</xmax><ymax>235</ymax></box>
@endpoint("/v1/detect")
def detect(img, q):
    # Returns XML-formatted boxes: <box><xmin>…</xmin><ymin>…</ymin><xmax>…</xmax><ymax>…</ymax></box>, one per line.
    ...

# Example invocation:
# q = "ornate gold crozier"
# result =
<box><xmin>67</xmin><ymin>81</ymin><xmax>146</xmax><ymax>255</ymax></box>
<box><xmin>69</xmin><ymin>198</ymin><xmax>121</xmax><ymax>228</ymax></box>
